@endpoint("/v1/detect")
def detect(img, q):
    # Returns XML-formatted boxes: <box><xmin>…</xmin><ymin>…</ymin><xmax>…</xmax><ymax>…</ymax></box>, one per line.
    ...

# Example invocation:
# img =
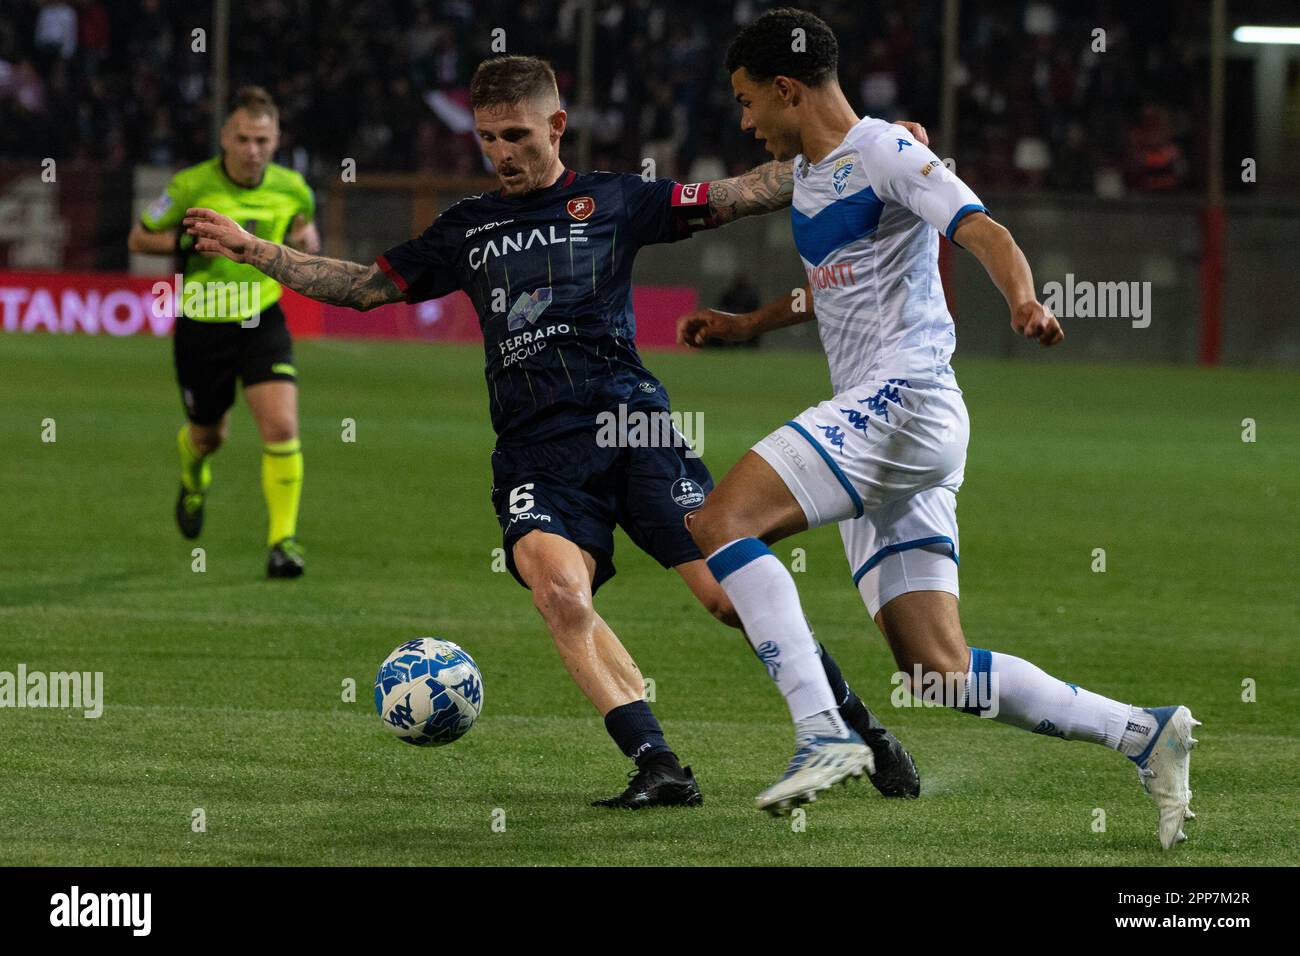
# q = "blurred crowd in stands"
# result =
<box><xmin>1</xmin><ymin>0</ymin><xmax>1219</xmax><ymax>195</ymax></box>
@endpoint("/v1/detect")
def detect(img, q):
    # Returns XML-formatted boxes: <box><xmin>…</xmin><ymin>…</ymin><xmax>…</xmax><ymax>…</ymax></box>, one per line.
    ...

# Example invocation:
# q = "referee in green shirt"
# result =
<box><xmin>129</xmin><ymin>86</ymin><xmax>316</xmax><ymax>578</ymax></box>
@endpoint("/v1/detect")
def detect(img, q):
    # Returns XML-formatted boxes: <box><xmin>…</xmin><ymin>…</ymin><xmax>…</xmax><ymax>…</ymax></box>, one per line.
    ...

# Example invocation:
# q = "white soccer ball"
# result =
<box><xmin>373</xmin><ymin>638</ymin><xmax>483</xmax><ymax>746</ymax></box>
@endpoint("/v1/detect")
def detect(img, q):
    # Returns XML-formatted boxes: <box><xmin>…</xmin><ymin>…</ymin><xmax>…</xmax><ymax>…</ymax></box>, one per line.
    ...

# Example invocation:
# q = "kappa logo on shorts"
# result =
<box><xmin>771</xmin><ymin>432</ymin><xmax>809</xmax><ymax>471</ymax></box>
<box><xmin>858</xmin><ymin>378</ymin><xmax>910</xmax><ymax>422</ymax></box>
<box><xmin>816</xmin><ymin>424</ymin><xmax>846</xmax><ymax>450</ymax></box>
<box><xmin>671</xmin><ymin>478</ymin><xmax>705</xmax><ymax>509</ymax></box>
<box><xmin>839</xmin><ymin>407</ymin><xmax>872</xmax><ymax>434</ymax></box>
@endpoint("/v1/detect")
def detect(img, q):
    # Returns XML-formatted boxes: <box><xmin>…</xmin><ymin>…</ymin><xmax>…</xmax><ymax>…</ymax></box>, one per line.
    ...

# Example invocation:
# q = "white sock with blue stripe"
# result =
<box><xmin>707</xmin><ymin>538</ymin><xmax>845</xmax><ymax>734</ymax></box>
<box><xmin>959</xmin><ymin>647</ymin><xmax>1132</xmax><ymax>748</ymax></box>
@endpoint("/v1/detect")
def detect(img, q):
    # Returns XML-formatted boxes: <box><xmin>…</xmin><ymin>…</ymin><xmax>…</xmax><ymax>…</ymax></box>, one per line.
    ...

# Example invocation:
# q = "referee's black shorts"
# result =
<box><xmin>172</xmin><ymin>301</ymin><xmax>297</xmax><ymax>425</ymax></box>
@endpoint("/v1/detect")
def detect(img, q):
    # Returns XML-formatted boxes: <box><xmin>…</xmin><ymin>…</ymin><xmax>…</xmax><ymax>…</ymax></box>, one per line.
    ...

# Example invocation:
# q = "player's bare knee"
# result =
<box><xmin>531</xmin><ymin>573</ymin><xmax>594</xmax><ymax>633</ymax></box>
<box><xmin>688</xmin><ymin>500</ymin><xmax>737</xmax><ymax>555</ymax></box>
<box><xmin>191</xmin><ymin>425</ymin><xmax>224</xmax><ymax>455</ymax></box>
<box><xmin>898</xmin><ymin>641</ymin><xmax>969</xmax><ymax>685</ymax></box>
<box><xmin>260</xmin><ymin>420</ymin><xmax>297</xmax><ymax>444</ymax></box>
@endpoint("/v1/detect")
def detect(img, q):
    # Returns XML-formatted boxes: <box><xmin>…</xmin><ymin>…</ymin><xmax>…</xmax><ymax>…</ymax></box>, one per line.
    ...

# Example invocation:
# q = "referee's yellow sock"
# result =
<box><xmin>262</xmin><ymin>438</ymin><xmax>303</xmax><ymax>546</ymax></box>
<box><xmin>177</xmin><ymin>425</ymin><xmax>212</xmax><ymax>494</ymax></box>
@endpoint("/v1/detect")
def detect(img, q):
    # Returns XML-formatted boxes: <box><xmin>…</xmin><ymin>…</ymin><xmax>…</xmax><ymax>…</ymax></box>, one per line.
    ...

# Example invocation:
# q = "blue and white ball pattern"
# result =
<box><xmin>374</xmin><ymin>638</ymin><xmax>483</xmax><ymax>746</ymax></box>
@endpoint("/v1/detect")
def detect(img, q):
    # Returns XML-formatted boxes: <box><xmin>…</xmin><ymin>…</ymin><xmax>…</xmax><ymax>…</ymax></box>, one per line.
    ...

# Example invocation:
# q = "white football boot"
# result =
<box><xmin>755</xmin><ymin>729</ymin><xmax>875</xmax><ymax>815</ymax></box>
<box><xmin>1132</xmin><ymin>705</ymin><xmax>1201</xmax><ymax>850</ymax></box>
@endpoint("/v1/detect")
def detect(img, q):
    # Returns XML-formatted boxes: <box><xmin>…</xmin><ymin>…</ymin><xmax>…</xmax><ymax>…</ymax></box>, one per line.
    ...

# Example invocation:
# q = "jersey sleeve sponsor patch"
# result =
<box><xmin>669</xmin><ymin>181</ymin><xmax>717</xmax><ymax>236</ymax></box>
<box><xmin>147</xmin><ymin>193</ymin><xmax>172</xmax><ymax>221</ymax></box>
<box><xmin>141</xmin><ymin>179</ymin><xmax>186</xmax><ymax>231</ymax></box>
<box><xmin>863</xmin><ymin>129</ymin><xmax>986</xmax><ymax>243</ymax></box>
<box><xmin>619</xmin><ymin>175</ymin><xmax>715</xmax><ymax>247</ymax></box>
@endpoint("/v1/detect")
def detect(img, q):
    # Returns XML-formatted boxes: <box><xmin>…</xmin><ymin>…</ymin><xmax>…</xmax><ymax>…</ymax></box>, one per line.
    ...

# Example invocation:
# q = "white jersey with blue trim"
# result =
<box><xmin>792</xmin><ymin>115</ymin><xmax>987</xmax><ymax>393</ymax></box>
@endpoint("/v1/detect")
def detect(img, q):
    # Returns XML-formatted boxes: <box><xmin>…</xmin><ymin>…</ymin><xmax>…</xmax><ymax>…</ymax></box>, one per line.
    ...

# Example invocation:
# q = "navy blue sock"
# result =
<box><xmin>819</xmin><ymin>643</ymin><xmax>873</xmax><ymax>731</ymax></box>
<box><xmin>604</xmin><ymin>700</ymin><xmax>675</xmax><ymax>766</ymax></box>
<box><xmin>818</xmin><ymin>643</ymin><xmax>853</xmax><ymax>707</ymax></box>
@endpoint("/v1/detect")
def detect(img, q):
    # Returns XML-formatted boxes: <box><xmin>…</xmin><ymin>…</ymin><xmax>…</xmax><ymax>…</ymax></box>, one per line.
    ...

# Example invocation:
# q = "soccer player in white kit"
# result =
<box><xmin>679</xmin><ymin>8</ymin><xmax>1198</xmax><ymax>848</ymax></box>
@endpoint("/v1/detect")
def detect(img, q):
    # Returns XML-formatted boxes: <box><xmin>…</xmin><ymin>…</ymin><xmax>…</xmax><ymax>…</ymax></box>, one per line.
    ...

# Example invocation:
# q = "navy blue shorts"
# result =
<box><xmin>491</xmin><ymin>429</ymin><xmax>713</xmax><ymax>593</ymax></box>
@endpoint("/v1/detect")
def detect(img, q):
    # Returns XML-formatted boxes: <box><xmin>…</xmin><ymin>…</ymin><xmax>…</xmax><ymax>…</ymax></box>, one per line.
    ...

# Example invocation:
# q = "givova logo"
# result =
<box><xmin>50</xmin><ymin>886</ymin><xmax>151</xmax><ymax>936</ymax></box>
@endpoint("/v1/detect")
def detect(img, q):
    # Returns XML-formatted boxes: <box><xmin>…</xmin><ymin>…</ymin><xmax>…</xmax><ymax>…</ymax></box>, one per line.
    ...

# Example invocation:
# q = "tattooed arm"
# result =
<box><xmin>249</xmin><ymin>243</ymin><xmax>401</xmax><ymax>311</ymax></box>
<box><xmin>706</xmin><ymin>160</ymin><xmax>795</xmax><ymax>225</ymax></box>
<box><xmin>705</xmin><ymin>121</ymin><xmax>933</xmax><ymax>226</ymax></box>
<box><xmin>182</xmin><ymin>207</ymin><xmax>403</xmax><ymax>311</ymax></box>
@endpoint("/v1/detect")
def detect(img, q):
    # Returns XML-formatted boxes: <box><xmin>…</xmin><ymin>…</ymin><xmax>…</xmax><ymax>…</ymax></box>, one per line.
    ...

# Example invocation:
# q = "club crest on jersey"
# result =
<box><xmin>566</xmin><ymin>196</ymin><xmax>595</xmax><ymax>221</ymax></box>
<box><xmin>832</xmin><ymin>156</ymin><xmax>855</xmax><ymax>195</ymax></box>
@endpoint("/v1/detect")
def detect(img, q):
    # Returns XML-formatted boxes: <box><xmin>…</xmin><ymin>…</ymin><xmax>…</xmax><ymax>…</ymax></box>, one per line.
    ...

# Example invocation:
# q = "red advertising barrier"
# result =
<box><xmin>0</xmin><ymin>270</ymin><xmax>697</xmax><ymax>349</ymax></box>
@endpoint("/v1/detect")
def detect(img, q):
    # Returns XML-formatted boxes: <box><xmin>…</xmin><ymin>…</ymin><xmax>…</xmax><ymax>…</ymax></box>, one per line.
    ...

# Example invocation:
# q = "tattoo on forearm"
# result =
<box><xmin>250</xmin><ymin>243</ymin><xmax>401</xmax><ymax>311</ymax></box>
<box><xmin>707</xmin><ymin>160</ymin><xmax>794</xmax><ymax>223</ymax></box>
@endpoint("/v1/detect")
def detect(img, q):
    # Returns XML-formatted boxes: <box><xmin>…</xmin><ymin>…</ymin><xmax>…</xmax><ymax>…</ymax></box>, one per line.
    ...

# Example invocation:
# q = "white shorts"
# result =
<box><xmin>752</xmin><ymin>378</ymin><xmax>969</xmax><ymax>616</ymax></box>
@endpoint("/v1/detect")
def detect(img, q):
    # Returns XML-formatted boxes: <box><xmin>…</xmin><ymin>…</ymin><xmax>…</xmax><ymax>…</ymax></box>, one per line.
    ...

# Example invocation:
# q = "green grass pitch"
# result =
<box><xmin>1</xmin><ymin>333</ymin><xmax>1295</xmax><ymax>866</ymax></box>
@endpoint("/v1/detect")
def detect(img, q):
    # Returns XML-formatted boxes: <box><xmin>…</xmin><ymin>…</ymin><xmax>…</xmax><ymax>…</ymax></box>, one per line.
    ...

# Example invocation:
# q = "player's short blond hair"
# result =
<box><xmin>469</xmin><ymin>56</ymin><xmax>560</xmax><ymax>112</ymax></box>
<box><xmin>229</xmin><ymin>85</ymin><xmax>279</xmax><ymax>123</ymax></box>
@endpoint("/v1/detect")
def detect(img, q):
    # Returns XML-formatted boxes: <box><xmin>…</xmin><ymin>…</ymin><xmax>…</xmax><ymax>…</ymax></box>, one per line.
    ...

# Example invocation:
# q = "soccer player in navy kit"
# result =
<box><xmin>185</xmin><ymin>56</ymin><xmax>924</xmax><ymax>809</ymax></box>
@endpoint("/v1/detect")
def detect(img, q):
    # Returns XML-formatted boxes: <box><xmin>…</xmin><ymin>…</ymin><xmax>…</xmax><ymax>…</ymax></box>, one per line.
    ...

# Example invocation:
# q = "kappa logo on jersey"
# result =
<box><xmin>506</xmin><ymin>286</ymin><xmax>553</xmax><ymax>331</ymax></box>
<box><xmin>671</xmin><ymin>478</ymin><xmax>706</xmax><ymax>509</ymax></box>
<box><xmin>566</xmin><ymin>196</ymin><xmax>595</xmax><ymax>221</ymax></box>
<box><xmin>832</xmin><ymin>156</ymin><xmax>855</xmax><ymax>195</ymax></box>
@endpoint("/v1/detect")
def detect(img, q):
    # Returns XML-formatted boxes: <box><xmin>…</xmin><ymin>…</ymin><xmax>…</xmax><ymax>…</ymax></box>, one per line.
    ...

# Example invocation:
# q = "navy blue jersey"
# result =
<box><xmin>377</xmin><ymin>169</ymin><xmax>716</xmax><ymax>444</ymax></box>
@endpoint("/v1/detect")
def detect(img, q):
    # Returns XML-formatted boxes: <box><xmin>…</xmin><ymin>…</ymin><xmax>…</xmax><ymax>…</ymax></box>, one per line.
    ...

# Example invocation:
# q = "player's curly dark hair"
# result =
<box><xmin>470</xmin><ymin>56</ymin><xmax>560</xmax><ymax>110</ymax></box>
<box><xmin>724</xmin><ymin>7</ymin><xmax>839</xmax><ymax>87</ymax></box>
